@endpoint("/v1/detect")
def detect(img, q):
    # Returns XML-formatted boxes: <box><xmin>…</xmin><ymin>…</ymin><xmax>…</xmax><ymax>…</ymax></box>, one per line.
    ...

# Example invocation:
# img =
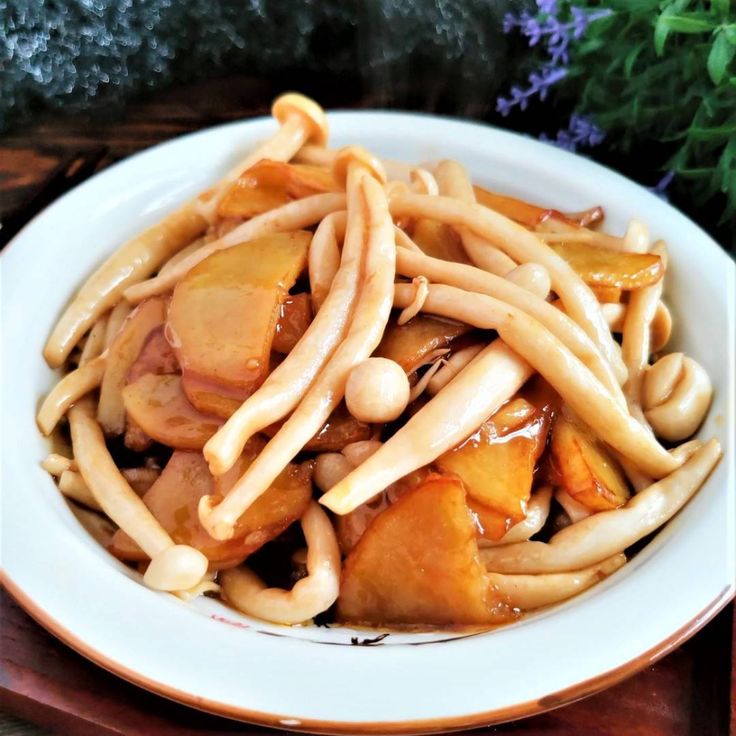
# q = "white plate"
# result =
<box><xmin>2</xmin><ymin>112</ymin><xmax>734</xmax><ymax>734</ymax></box>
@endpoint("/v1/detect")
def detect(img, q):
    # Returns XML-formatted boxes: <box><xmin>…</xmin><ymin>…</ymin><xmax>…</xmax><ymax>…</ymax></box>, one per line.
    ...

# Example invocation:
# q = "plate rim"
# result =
<box><xmin>3</xmin><ymin>575</ymin><xmax>732</xmax><ymax>734</ymax></box>
<box><xmin>2</xmin><ymin>109</ymin><xmax>734</xmax><ymax>734</ymax></box>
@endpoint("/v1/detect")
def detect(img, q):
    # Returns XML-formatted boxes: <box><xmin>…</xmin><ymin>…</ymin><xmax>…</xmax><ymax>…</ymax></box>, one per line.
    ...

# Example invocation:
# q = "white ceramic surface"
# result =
<box><xmin>2</xmin><ymin>112</ymin><xmax>734</xmax><ymax>733</ymax></box>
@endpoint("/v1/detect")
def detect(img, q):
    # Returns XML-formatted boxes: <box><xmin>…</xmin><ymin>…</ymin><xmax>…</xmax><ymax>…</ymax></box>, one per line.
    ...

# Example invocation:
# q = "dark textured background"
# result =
<box><xmin>1</xmin><ymin>0</ymin><xmax>510</xmax><ymax>129</ymax></box>
<box><xmin>1</xmin><ymin>0</ymin><xmax>732</xmax><ymax>247</ymax></box>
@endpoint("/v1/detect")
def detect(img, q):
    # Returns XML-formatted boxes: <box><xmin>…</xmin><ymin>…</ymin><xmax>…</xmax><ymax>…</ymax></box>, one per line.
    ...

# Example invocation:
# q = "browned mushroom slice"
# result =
<box><xmin>110</xmin><ymin>442</ymin><xmax>311</xmax><ymax>568</ymax></box>
<box><xmin>167</xmin><ymin>231</ymin><xmax>310</xmax><ymax>418</ymax></box>
<box><xmin>375</xmin><ymin>314</ymin><xmax>470</xmax><ymax>373</ymax></box>
<box><xmin>218</xmin><ymin>160</ymin><xmax>339</xmax><ymax>219</ymax></box>
<box><xmin>272</xmin><ymin>293</ymin><xmax>313</xmax><ymax>354</ymax></box>
<box><xmin>549</xmin><ymin>241</ymin><xmax>663</xmax><ymax>290</ymax></box>
<box><xmin>123</xmin><ymin>374</ymin><xmax>224</xmax><ymax>451</ymax></box>
<box><xmin>550</xmin><ymin>413</ymin><xmax>630</xmax><ymax>512</ymax></box>
<box><xmin>337</xmin><ymin>474</ymin><xmax>514</xmax><ymax>627</ymax></box>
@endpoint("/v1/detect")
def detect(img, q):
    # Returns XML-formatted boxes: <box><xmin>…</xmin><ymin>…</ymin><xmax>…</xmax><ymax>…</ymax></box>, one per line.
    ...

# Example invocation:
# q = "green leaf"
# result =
<box><xmin>723</xmin><ymin>25</ymin><xmax>736</xmax><ymax>45</ymax></box>
<box><xmin>668</xmin><ymin>0</ymin><xmax>694</xmax><ymax>12</ymax></box>
<box><xmin>623</xmin><ymin>42</ymin><xmax>646</xmax><ymax>77</ymax></box>
<box><xmin>712</xmin><ymin>0</ymin><xmax>729</xmax><ymax>17</ymax></box>
<box><xmin>654</xmin><ymin>7</ymin><xmax>676</xmax><ymax>55</ymax></box>
<box><xmin>708</xmin><ymin>31</ymin><xmax>736</xmax><ymax>84</ymax></box>
<box><xmin>688</xmin><ymin>125</ymin><xmax>736</xmax><ymax>140</ymax></box>
<box><xmin>658</xmin><ymin>15</ymin><xmax>716</xmax><ymax>34</ymax></box>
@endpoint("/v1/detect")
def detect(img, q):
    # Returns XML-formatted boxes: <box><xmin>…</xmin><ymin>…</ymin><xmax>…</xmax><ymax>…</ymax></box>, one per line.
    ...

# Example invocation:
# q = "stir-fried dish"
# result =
<box><xmin>37</xmin><ymin>94</ymin><xmax>721</xmax><ymax>628</ymax></box>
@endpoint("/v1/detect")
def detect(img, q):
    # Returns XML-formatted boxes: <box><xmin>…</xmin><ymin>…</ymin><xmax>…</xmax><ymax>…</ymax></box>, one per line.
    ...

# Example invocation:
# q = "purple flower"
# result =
<box><xmin>540</xmin><ymin>114</ymin><xmax>606</xmax><ymax>153</ymax></box>
<box><xmin>536</xmin><ymin>0</ymin><xmax>559</xmax><ymax>14</ymax></box>
<box><xmin>502</xmin><ymin>12</ymin><xmax>517</xmax><ymax>33</ymax></box>
<box><xmin>496</xmin><ymin>2</ymin><xmax>611</xmax><ymax>120</ymax></box>
<box><xmin>496</xmin><ymin>65</ymin><xmax>567</xmax><ymax>116</ymax></box>
<box><xmin>650</xmin><ymin>170</ymin><xmax>675</xmax><ymax>200</ymax></box>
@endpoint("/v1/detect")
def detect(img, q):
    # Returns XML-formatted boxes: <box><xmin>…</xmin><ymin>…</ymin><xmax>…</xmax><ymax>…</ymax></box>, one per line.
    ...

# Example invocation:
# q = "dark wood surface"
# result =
<box><xmin>1</xmin><ymin>77</ymin><xmax>734</xmax><ymax>735</ymax></box>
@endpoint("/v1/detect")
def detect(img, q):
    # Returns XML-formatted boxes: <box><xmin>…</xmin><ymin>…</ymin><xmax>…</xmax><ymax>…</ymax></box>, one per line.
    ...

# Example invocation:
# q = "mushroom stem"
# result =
<box><xmin>124</xmin><ymin>192</ymin><xmax>347</xmax><ymax>303</ymax></box>
<box><xmin>37</xmin><ymin>354</ymin><xmax>107</xmax><ymax>435</ymax></box>
<box><xmin>68</xmin><ymin>398</ymin><xmax>207</xmax><ymax>591</ymax></box>
<box><xmin>309</xmin><ymin>211</ymin><xmax>346</xmax><ymax>312</ymax></box>
<box><xmin>389</xmin><ymin>192</ymin><xmax>627</xmax><ymax>383</ymax></box>
<box><xmin>480</xmin><ymin>439</ymin><xmax>721</xmax><ymax>573</ymax></box>
<box><xmin>392</xmin><ymin>283</ymin><xmax>677</xmax><ymax>478</ymax></box>
<box><xmin>434</xmin><ymin>160</ymin><xmax>517</xmax><ymax>276</ymax></box>
<box><xmin>479</xmin><ymin>487</ymin><xmax>553</xmax><ymax>547</ymax></box>
<box><xmin>220</xmin><ymin>502</ymin><xmax>341</xmax><ymax>625</ymax></box>
<box><xmin>394</xmin><ymin>247</ymin><xmax>624</xmax><ymax>406</ymax></box>
<box><xmin>622</xmin><ymin>241</ymin><xmax>667</xmax><ymax>426</ymax></box>
<box><xmin>202</xmin><ymin>161</ymin><xmax>372</xmax><ymax>477</ymax></box>
<box><xmin>320</xmin><ymin>339</ymin><xmax>533</xmax><ymax>515</ymax></box>
<box><xmin>486</xmin><ymin>554</ymin><xmax>626</xmax><ymax>609</ymax></box>
<box><xmin>200</xmin><ymin>173</ymin><xmax>396</xmax><ymax>539</ymax></box>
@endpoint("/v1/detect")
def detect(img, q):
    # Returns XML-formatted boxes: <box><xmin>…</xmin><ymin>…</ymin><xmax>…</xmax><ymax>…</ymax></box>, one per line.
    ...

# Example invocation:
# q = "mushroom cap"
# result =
<box><xmin>271</xmin><ymin>93</ymin><xmax>328</xmax><ymax>146</ymax></box>
<box><xmin>332</xmin><ymin>145</ymin><xmax>387</xmax><ymax>187</ymax></box>
<box><xmin>345</xmin><ymin>357</ymin><xmax>410</xmax><ymax>423</ymax></box>
<box><xmin>143</xmin><ymin>544</ymin><xmax>209</xmax><ymax>591</ymax></box>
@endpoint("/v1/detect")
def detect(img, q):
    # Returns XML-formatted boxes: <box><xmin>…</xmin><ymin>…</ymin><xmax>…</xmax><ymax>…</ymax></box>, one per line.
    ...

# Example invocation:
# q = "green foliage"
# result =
<box><xmin>568</xmin><ymin>0</ymin><xmax>736</xmax><ymax>221</ymax></box>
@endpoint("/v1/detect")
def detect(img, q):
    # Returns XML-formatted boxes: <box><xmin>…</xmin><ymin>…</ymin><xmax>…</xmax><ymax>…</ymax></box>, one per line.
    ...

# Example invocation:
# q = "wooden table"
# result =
<box><xmin>1</xmin><ymin>76</ymin><xmax>734</xmax><ymax>735</ymax></box>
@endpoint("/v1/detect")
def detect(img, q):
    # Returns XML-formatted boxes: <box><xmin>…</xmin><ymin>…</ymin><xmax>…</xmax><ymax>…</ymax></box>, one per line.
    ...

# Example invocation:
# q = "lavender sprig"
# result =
<box><xmin>497</xmin><ymin>1</ymin><xmax>610</xmax><ymax>117</ymax></box>
<box><xmin>540</xmin><ymin>113</ymin><xmax>606</xmax><ymax>152</ymax></box>
<box><xmin>496</xmin><ymin>66</ymin><xmax>567</xmax><ymax>116</ymax></box>
<box><xmin>649</xmin><ymin>170</ymin><xmax>676</xmax><ymax>200</ymax></box>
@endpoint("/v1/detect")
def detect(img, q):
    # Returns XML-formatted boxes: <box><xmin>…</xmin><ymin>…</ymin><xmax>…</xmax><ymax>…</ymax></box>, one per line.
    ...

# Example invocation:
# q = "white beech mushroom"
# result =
<box><xmin>58</xmin><ymin>470</ymin><xmax>103</xmax><ymax>511</ymax></box>
<box><xmin>309</xmin><ymin>211</ymin><xmax>347</xmax><ymax>312</ymax></box>
<box><xmin>388</xmin><ymin>191</ymin><xmax>627</xmax><ymax>383</ymax></box>
<box><xmin>199</xmin><ymin>169</ymin><xmax>396</xmax><ymax>540</ymax></box>
<box><xmin>394</xmin><ymin>247</ymin><xmax>625</xmax><ymax>406</ymax></box>
<box><xmin>554</xmin><ymin>489</ymin><xmax>593</xmax><ymax>524</ymax></box>
<box><xmin>602</xmin><ymin>301</ymin><xmax>672</xmax><ymax>354</ymax></box>
<box><xmin>426</xmin><ymin>342</ymin><xmax>485</xmax><ymax>395</ymax></box>
<box><xmin>295</xmin><ymin>144</ymin><xmax>414</xmax><ymax>182</ymax></box>
<box><xmin>41</xmin><ymin>453</ymin><xmax>77</xmax><ymax>476</ymax></box>
<box><xmin>36</xmin><ymin>354</ymin><xmax>107</xmax><ymax>435</ymax></box>
<box><xmin>408</xmin><ymin>356</ymin><xmax>447</xmax><ymax>402</ymax></box>
<box><xmin>219</xmin><ymin>502</ymin><xmax>341</xmax><ymax>625</ymax></box>
<box><xmin>391</xmin><ymin>283</ymin><xmax>678</xmax><ymax>478</ymax></box>
<box><xmin>434</xmin><ymin>160</ymin><xmax>517</xmax><ymax>276</ymax></box>
<box><xmin>341</xmin><ymin>440</ymin><xmax>384</xmax><ymax>467</ymax></box>
<box><xmin>393</xmin><ymin>226</ymin><xmax>424</xmax><ymax>253</ymax></box>
<box><xmin>345</xmin><ymin>358</ymin><xmax>410</xmax><ymax>422</ymax></box>
<box><xmin>35</xmin><ymin>96</ymin><xmax>723</xmax><ymax>630</ymax></box>
<box><xmin>504</xmin><ymin>263</ymin><xmax>551</xmax><ymax>299</ymax></box>
<box><xmin>479</xmin><ymin>439</ymin><xmax>721</xmax><ymax>573</ymax></box>
<box><xmin>43</xmin><ymin>208</ymin><xmax>204</xmax><ymax>367</ymax></box>
<box><xmin>202</xmin><ymin>148</ymin><xmax>382</xmax><ymax>476</ymax></box>
<box><xmin>478</xmin><ymin>486</ymin><xmax>553</xmax><ymax>547</ymax></box>
<box><xmin>409</xmin><ymin>168</ymin><xmax>439</xmax><ymax>196</ymax></box>
<box><xmin>320</xmin><ymin>339</ymin><xmax>534</xmax><ymax>515</ymax></box>
<box><xmin>124</xmin><ymin>192</ymin><xmax>347</xmax><ymax>303</ymax></box>
<box><xmin>43</xmin><ymin>89</ymin><xmax>331</xmax><ymax>367</ymax></box>
<box><xmin>622</xmin><ymin>218</ymin><xmax>650</xmax><ymax>254</ymax></box>
<box><xmin>67</xmin><ymin>398</ymin><xmax>208</xmax><ymax>591</ymax></box>
<box><xmin>397</xmin><ymin>276</ymin><xmax>429</xmax><ymax>325</ymax></box>
<box><xmin>643</xmin><ymin>353</ymin><xmax>713</xmax><ymax>442</ymax></box>
<box><xmin>104</xmin><ymin>300</ymin><xmax>132</xmax><ymax>348</ymax></box>
<box><xmin>486</xmin><ymin>554</ymin><xmax>626</xmax><ymax>610</ymax></box>
<box><xmin>314</xmin><ymin>441</ymin><xmax>384</xmax><ymax>494</ymax></box>
<box><xmin>314</xmin><ymin>453</ymin><xmax>354</xmax><ymax>493</ymax></box>
<box><xmin>157</xmin><ymin>238</ymin><xmax>206</xmax><ymax>277</ymax></box>
<box><xmin>622</xmin><ymin>242</ymin><xmax>667</xmax><ymax>426</ymax></box>
<box><xmin>79</xmin><ymin>315</ymin><xmax>109</xmax><ymax>365</ymax></box>
<box><xmin>196</xmin><ymin>93</ymin><xmax>329</xmax><ymax>221</ymax></box>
